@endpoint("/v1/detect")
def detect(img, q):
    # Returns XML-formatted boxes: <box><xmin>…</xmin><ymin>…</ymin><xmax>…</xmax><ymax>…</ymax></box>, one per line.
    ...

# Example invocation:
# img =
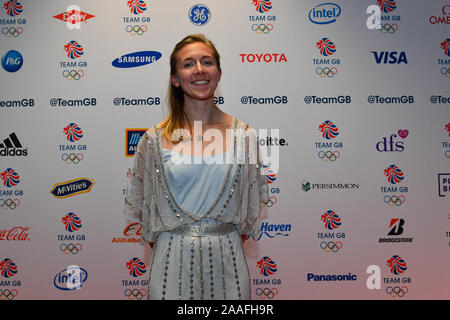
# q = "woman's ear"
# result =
<box><xmin>170</xmin><ymin>75</ymin><xmax>180</xmax><ymax>87</ymax></box>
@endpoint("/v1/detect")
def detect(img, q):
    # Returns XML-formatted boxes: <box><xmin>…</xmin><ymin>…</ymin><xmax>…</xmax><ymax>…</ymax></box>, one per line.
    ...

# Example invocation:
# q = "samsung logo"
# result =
<box><xmin>112</xmin><ymin>51</ymin><xmax>162</xmax><ymax>68</ymax></box>
<box><xmin>308</xmin><ymin>3</ymin><xmax>341</xmax><ymax>25</ymax></box>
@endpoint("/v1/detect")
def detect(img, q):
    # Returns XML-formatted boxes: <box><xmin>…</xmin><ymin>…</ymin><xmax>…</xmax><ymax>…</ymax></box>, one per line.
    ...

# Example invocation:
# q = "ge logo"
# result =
<box><xmin>366</xmin><ymin>5</ymin><xmax>382</xmax><ymax>30</ymax></box>
<box><xmin>188</xmin><ymin>4</ymin><xmax>211</xmax><ymax>26</ymax></box>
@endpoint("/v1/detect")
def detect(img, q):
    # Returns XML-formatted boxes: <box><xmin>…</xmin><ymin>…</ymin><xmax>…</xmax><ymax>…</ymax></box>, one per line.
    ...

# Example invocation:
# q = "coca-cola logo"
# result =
<box><xmin>0</xmin><ymin>227</ymin><xmax>31</xmax><ymax>241</ymax></box>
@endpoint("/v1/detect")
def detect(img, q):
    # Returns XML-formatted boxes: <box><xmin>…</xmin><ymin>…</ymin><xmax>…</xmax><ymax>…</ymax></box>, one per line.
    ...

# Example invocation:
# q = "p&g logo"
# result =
<box><xmin>1</xmin><ymin>50</ymin><xmax>23</xmax><ymax>72</ymax></box>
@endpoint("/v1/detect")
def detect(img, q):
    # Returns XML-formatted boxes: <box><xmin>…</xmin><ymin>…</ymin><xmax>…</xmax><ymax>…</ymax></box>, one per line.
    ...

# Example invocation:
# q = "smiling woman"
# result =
<box><xmin>124</xmin><ymin>34</ymin><xmax>268</xmax><ymax>300</ymax></box>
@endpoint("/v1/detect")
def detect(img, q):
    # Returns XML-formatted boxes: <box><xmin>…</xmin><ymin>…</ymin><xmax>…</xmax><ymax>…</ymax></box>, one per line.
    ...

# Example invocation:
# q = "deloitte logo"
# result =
<box><xmin>1</xmin><ymin>50</ymin><xmax>23</xmax><ymax>72</ymax></box>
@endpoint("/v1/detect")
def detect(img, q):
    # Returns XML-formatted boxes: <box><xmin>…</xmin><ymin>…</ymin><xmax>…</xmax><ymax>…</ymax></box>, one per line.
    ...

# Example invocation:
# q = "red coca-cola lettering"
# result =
<box><xmin>0</xmin><ymin>227</ymin><xmax>31</xmax><ymax>241</ymax></box>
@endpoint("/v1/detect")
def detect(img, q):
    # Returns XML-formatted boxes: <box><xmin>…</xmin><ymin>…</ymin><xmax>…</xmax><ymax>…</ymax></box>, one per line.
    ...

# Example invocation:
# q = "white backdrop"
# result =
<box><xmin>0</xmin><ymin>0</ymin><xmax>449</xmax><ymax>300</ymax></box>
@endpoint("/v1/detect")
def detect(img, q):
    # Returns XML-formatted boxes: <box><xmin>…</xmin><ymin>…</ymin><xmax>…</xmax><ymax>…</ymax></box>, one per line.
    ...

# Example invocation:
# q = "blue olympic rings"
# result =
<box><xmin>262</xmin><ymin>195</ymin><xmax>277</xmax><ymax>208</ymax></box>
<box><xmin>320</xmin><ymin>241</ymin><xmax>343</xmax><ymax>253</ymax></box>
<box><xmin>1</xmin><ymin>26</ymin><xmax>23</xmax><ymax>37</ymax></box>
<box><xmin>62</xmin><ymin>69</ymin><xmax>84</xmax><ymax>80</ymax></box>
<box><xmin>386</xmin><ymin>286</ymin><xmax>408</xmax><ymax>297</ymax></box>
<box><xmin>0</xmin><ymin>198</ymin><xmax>20</xmax><ymax>209</ymax></box>
<box><xmin>441</xmin><ymin>67</ymin><xmax>450</xmax><ymax>78</ymax></box>
<box><xmin>60</xmin><ymin>243</ymin><xmax>83</xmax><ymax>255</ymax></box>
<box><xmin>61</xmin><ymin>153</ymin><xmax>84</xmax><ymax>164</ymax></box>
<box><xmin>251</xmin><ymin>23</ymin><xmax>274</xmax><ymax>34</ymax></box>
<box><xmin>315</xmin><ymin>66</ymin><xmax>338</xmax><ymax>78</ymax></box>
<box><xmin>124</xmin><ymin>288</ymin><xmax>148</xmax><ymax>300</ymax></box>
<box><xmin>318</xmin><ymin>150</ymin><xmax>340</xmax><ymax>161</ymax></box>
<box><xmin>255</xmin><ymin>287</ymin><xmax>278</xmax><ymax>299</ymax></box>
<box><xmin>125</xmin><ymin>25</ymin><xmax>148</xmax><ymax>35</ymax></box>
<box><xmin>383</xmin><ymin>195</ymin><xmax>405</xmax><ymax>207</ymax></box>
<box><xmin>378</xmin><ymin>23</ymin><xmax>398</xmax><ymax>34</ymax></box>
<box><xmin>0</xmin><ymin>289</ymin><xmax>18</xmax><ymax>300</ymax></box>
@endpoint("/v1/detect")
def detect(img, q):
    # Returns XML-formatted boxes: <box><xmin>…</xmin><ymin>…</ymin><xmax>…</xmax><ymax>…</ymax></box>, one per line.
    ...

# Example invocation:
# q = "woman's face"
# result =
<box><xmin>171</xmin><ymin>42</ymin><xmax>221</xmax><ymax>102</ymax></box>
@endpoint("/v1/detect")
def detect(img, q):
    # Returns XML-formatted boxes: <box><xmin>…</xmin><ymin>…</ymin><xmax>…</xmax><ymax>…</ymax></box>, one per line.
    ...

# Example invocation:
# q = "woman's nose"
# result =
<box><xmin>193</xmin><ymin>61</ymin><xmax>205</xmax><ymax>73</ymax></box>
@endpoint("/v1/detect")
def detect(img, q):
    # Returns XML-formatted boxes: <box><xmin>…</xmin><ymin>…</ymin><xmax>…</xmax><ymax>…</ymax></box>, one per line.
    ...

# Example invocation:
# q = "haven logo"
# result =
<box><xmin>112</xmin><ymin>51</ymin><xmax>162</xmax><ymax>68</ymax></box>
<box><xmin>49</xmin><ymin>178</ymin><xmax>95</xmax><ymax>199</ymax></box>
<box><xmin>126</xmin><ymin>129</ymin><xmax>147</xmax><ymax>157</ymax></box>
<box><xmin>376</xmin><ymin>129</ymin><xmax>408</xmax><ymax>152</ymax></box>
<box><xmin>0</xmin><ymin>132</ymin><xmax>27</xmax><ymax>157</ymax></box>
<box><xmin>371</xmin><ymin>51</ymin><xmax>407</xmax><ymax>64</ymax></box>
<box><xmin>248</xmin><ymin>222</ymin><xmax>291</xmax><ymax>241</ymax></box>
<box><xmin>308</xmin><ymin>2</ymin><xmax>341</xmax><ymax>25</ymax></box>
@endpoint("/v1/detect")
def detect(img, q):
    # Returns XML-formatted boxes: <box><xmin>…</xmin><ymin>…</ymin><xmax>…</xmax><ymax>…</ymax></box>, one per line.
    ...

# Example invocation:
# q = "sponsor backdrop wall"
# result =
<box><xmin>0</xmin><ymin>0</ymin><xmax>449</xmax><ymax>300</ymax></box>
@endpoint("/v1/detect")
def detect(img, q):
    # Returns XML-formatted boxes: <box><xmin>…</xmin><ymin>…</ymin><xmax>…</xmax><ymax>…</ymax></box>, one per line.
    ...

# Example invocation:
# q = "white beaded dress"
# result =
<box><xmin>124</xmin><ymin>118</ymin><xmax>268</xmax><ymax>300</ymax></box>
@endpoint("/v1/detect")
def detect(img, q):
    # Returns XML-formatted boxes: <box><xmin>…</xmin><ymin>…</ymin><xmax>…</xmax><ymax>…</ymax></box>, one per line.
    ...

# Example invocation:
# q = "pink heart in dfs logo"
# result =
<box><xmin>397</xmin><ymin>129</ymin><xmax>409</xmax><ymax>139</ymax></box>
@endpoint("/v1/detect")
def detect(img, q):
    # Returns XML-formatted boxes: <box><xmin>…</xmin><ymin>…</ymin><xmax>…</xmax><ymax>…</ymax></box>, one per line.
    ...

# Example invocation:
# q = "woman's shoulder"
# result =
<box><xmin>234</xmin><ymin>117</ymin><xmax>252</xmax><ymax>131</ymax></box>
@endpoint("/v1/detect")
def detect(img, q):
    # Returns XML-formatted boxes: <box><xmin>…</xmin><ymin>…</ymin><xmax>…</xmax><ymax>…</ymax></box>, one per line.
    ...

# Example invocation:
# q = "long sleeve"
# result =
<box><xmin>241</xmin><ymin>126</ymin><xmax>269</xmax><ymax>236</ymax></box>
<box><xmin>124</xmin><ymin>132</ymin><xmax>155</xmax><ymax>242</ymax></box>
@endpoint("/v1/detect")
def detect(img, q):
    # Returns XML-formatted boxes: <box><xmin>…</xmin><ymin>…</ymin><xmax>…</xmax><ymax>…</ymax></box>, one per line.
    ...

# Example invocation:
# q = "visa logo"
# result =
<box><xmin>371</xmin><ymin>51</ymin><xmax>408</xmax><ymax>64</ymax></box>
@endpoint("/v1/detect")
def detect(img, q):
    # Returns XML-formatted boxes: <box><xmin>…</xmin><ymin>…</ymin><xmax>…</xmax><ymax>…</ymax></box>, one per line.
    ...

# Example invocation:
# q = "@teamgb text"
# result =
<box><xmin>160</xmin><ymin>122</ymin><xmax>281</xmax><ymax>173</ymax></box>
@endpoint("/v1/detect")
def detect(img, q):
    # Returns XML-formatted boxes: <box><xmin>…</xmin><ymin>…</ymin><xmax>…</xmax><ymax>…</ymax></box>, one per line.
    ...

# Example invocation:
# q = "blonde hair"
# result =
<box><xmin>158</xmin><ymin>34</ymin><xmax>221</xmax><ymax>141</ymax></box>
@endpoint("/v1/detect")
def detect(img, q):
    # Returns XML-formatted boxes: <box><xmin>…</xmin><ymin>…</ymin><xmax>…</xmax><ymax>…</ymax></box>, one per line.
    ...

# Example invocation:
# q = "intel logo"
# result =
<box><xmin>308</xmin><ymin>3</ymin><xmax>341</xmax><ymax>25</ymax></box>
<box><xmin>53</xmin><ymin>265</ymin><xmax>88</xmax><ymax>291</ymax></box>
<box><xmin>112</xmin><ymin>51</ymin><xmax>162</xmax><ymax>68</ymax></box>
<box><xmin>1</xmin><ymin>50</ymin><xmax>23</xmax><ymax>72</ymax></box>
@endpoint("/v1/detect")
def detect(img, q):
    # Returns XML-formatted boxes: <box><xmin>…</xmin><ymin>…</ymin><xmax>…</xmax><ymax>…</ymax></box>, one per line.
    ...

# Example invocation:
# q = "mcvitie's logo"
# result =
<box><xmin>50</xmin><ymin>178</ymin><xmax>94</xmax><ymax>199</ymax></box>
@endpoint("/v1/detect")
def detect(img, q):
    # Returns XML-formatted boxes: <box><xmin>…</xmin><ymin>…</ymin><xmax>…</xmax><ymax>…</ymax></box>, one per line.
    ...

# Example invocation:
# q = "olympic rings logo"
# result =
<box><xmin>126</xmin><ymin>25</ymin><xmax>148</xmax><ymax>36</ymax></box>
<box><xmin>0</xmin><ymin>198</ymin><xmax>20</xmax><ymax>210</ymax></box>
<box><xmin>0</xmin><ymin>289</ymin><xmax>18</xmax><ymax>300</ymax></box>
<box><xmin>320</xmin><ymin>241</ymin><xmax>343</xmax><ymax>253</ymax></box>
<box><xmin>315</xmin><ymin>66</ymin><xmax>338</xmax><ymax>78</ymax></box>
<box><xmin>318</xmin><ymin>150</ymin><xmax>340</xmax><ymax>162</ymax></box>
<box><xmin>2</xmin><ymin>26</ymin><xmax>23</xmax><ymax>37</ymax></box>
<box><xmin>262</xmin><ymin>196</ymin><xmax>277</xmax><ymax>208</ymax></box>
<box><xmin>124</xmin><ymin>288</ymin><xmax>148</xmax><ymax>300</ymax></box>
<box><xmin>441</xmin><ymin>67</ymin><xmax>450</xmax><ymax>78</ymax></box>
<box><xmin>255</xmin><ymin>287</ymin><xmax>278</xmax><ymax>299</ymax></box>
<box><xmin>386</xmin><ymin>286</ymin><xmax>408</xmax><ymax>297</ymax></box>
<box><xmin>383</xmin><ymin>195</ymin><xmax>405</xmax><ymax>207</ymax></box>
<box><xmin>60</xmin><ymin>243</ymin><xmax>83</xmax><ymax>255</ymax></box>
<box><xmin>62</xmin><ymin>69</ymin><xmax>84</xmax><ymax>80</ymax></box>
<box><xmin>61</xmin><ymin>153</ymin><xmax>84</xmax><ymax>164</ymax></box>
<box><xmin>251</xmin><ymin>24</ymin><xmax>274</xmax><ymax>34</ymax></box>
<box><xmin>378</xmin><ymin>23</ymin><xmax>398</xmax><ymax>34</ymax></box>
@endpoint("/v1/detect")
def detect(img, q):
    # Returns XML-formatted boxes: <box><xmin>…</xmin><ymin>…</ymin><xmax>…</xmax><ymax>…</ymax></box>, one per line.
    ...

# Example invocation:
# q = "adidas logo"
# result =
<box><xmin>0</xmin><ymin>132</ymin><xmax>28</xmax><ymax>156</ymax></box>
